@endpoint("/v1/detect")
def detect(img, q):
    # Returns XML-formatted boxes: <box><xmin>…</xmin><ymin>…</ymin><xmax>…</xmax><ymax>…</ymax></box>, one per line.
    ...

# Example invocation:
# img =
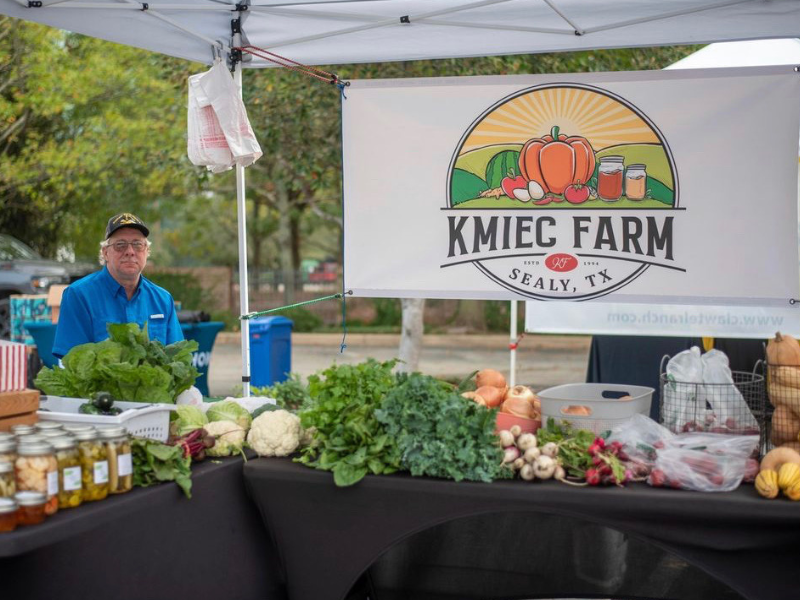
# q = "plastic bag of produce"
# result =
<box><xmin>699</xmin><ymin>349</ymin><xmax>759</xmax><ymax>434</ymax></box>
<box><xmin>647</xmin><ymin>447</ymin><xmax>757</xmax><ymax>492</ymax></box>
<box><xmin>607</xmin><ymin>414</ymin><xmax>673</xmax><ymax>476</ymax></box>
<box><xmin>664</xmin><ymin>431</ymin><xmax>759</xmax><ymax>459</ymax></box>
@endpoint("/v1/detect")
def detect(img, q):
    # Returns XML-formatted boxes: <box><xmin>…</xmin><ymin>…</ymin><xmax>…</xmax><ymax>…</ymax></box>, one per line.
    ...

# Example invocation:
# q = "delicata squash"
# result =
<box><xmin>756</xmin><ymin>447</ymin><xmax>800</xmax><ymax>500</ymax></box>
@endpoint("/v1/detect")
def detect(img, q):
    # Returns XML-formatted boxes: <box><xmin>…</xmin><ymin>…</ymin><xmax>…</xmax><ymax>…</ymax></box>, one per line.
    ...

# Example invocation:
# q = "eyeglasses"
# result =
<box><xmin>108</xmin><ymin>240</ymin><xmax>147</xmax><ymax>253</ymax></box>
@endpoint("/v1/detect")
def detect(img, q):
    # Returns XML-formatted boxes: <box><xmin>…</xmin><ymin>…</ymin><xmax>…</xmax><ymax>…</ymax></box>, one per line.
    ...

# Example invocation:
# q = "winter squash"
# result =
<box><xmin>770</xmin><ymin>405</ymin><xmax>800</xmax><ymax>445</ymax></box>
<box><xmin>518</xmin><ymin>126</ymin><xmax>596</xmax><ymax>195</ymax></box>
<box><xmin>766</xmin><ymin>332</ymin><xmax>800</xmax><ymax>366</ymax></box>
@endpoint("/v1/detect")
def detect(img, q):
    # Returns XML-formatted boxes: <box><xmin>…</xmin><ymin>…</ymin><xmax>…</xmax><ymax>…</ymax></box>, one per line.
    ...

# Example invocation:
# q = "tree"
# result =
<box><xmin>0</xmin><ymin>17</ymin><xmax>198</xmax><ymax>259</ymax></box>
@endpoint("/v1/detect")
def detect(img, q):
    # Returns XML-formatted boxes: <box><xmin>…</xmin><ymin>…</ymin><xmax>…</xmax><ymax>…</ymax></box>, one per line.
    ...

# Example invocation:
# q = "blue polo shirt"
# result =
<box><xmin>53</xmin><ymin>266</ymin><xmax>183</xmax><ymax>358</ymax></box>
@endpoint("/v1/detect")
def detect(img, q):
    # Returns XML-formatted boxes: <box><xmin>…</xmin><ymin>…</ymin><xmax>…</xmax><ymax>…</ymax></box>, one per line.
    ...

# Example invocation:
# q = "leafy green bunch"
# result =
<box><xmin>297</xmin><ymin>359</ymin><xmax>400</xmax><ymax>487</ymax></box>
<box><xmin>35</xmin><ymin>322</ymin><xmax>198</xmax><ymax>403</ymax></box>
<box><xmin>131</xmin><ymin>437</ymin><xmax>192</xmax><ymax>498</ymax></box>
<box><xmin>375</xmin><ymin>373</ymin><xmax>507</xmax><ymax>483</ymax></box>
<box><xmin>251</xmin><ymin>373</ymin><xmax>310</xmax><ymax>411</ymax></box>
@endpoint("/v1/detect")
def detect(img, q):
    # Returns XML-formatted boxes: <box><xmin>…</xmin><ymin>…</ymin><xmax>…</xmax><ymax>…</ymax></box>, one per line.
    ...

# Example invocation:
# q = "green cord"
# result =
<box><xmin>240</xmin><ymin>291</ymin><xmax>352</xmax><ymax>321</ymax></box>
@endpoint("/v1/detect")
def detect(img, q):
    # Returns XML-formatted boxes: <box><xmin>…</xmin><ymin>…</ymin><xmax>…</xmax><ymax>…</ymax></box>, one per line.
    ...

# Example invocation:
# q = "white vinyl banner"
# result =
<box><xmin>524</xmin><ymin>301</ymin><xmax>800</xmax><ymax>339</ymax></box>
<box><xmin>342</xmin><ymin>67</ymin><xmax>800</xmax><ymax>307</ymax></box>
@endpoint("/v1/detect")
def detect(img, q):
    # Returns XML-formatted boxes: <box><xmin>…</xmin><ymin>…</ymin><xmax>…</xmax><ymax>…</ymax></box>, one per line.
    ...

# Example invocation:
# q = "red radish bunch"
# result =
<box><xmin>584</xmin><ymin>437</ymin><xmax>631</xmax><ymax>487</ymax></box>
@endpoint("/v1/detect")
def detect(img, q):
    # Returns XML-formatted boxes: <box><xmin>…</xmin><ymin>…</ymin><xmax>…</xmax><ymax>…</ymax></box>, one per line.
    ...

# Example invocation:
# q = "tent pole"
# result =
<box><xmin>509</xmin><ymin>300</ymin><xmax>517</xmax><ymax>386</ymax></box>
<box><xmin>233</xmin><ymin>33</ymin><xmax>251</xmax><ymax>398</ymax></box>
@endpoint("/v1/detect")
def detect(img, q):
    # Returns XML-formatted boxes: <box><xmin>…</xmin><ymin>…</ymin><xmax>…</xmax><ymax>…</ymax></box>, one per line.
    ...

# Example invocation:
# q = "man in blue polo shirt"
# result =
<box><xmin>53</xmin><ymin>212</ymin><xmax>183</xmax><ymax>358</ymax></box>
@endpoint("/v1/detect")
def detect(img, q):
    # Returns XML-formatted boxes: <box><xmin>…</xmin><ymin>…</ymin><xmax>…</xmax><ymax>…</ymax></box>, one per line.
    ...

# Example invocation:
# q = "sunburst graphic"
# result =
<box><xmin>462</xmin><ymin>86</ymin><xmax>660</xmax><ymax>153</ymax></box>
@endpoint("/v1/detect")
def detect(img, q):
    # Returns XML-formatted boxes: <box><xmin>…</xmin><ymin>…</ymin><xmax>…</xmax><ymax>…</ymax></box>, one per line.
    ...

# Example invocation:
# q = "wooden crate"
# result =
<box><xmin>0</xmin><ymin>389</ymin><xmax>40</xmax><ymax>431</ymax></box>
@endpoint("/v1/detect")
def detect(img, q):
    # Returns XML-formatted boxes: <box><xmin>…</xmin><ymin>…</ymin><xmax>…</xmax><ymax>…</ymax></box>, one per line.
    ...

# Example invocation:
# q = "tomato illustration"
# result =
<box><xmin>564</xmin><ymin>182</ymin><xmax>590</xmax><ymax>204</ymax></box>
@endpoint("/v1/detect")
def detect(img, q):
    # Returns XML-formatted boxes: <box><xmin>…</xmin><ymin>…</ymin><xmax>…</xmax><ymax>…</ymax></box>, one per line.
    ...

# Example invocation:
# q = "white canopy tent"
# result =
<box><xmin>2</xmin><ymin>0</ymin><xmax>798</xmax><ymax>392</ymax></box>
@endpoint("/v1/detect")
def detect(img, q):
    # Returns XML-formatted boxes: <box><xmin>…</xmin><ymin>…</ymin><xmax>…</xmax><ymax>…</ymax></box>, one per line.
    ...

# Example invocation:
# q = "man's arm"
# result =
<box><xmin>165</xmin><ymin>298</ymin><xmax>184</xmax><ymax>344</ymax></box>
<box><xmin>52</xmin><ymin>286</ymin><xmax>93</xmax><ymax>358</ymax></box>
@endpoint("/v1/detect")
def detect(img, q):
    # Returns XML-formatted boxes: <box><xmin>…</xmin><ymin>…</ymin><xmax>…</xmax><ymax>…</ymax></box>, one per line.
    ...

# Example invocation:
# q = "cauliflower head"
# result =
<box><xmin>247</xmin><ymin>410</ymin><xmax>304</xmax><ymax>457</ymax></box>
<box><xmin>204</xmin><ymin>420</ymin><xmax>246</xmax><ymax>457</ymax></box>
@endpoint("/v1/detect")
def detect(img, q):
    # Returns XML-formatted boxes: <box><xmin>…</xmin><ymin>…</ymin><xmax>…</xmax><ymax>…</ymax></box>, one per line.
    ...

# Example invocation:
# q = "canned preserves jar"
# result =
<box><xmin>99</xmin><ymin>427</ymin><xmax>133</xmax><ymax>494</ymax></box>
<box><xmin>75</xmin><ymin>430</ymin><xmax>109</xmax><ymax>502</ymax></box>
<box><xmin>15</xmin><ymin>442</ymin><xmax>59</xmax><ymax>515</ymax></box>
<box><xmin>62</xmin><ymin>424</ymin><xmax>96</xmax><ymax>435</ymax></box>
<box><xmin>11</xmin><ymin>424</ymin><xmax>36</xmax><ymax>437</ymax></box>
<box><xmin>15</xmin><ymin>491</ymin><xmax>47</xmax><ymax>526</ymax></box>
<box><xmin>0</xmin><ymin>497</ymin><xmax>18</xmax><ymax>532</ymax></box>
<box><xmin>35</xmin><ymin>422</ymin><xmax>64</xmax><ymax>433</ymax></box>
<box><xmin>0</xmin><ymin>439</ymin><xmax>17</xmax><ymax>466</ymax></box>
<box><xmin>17</xmin><ymin>434</ymin><xmax>47</xmax><ymax>445</ymax></box>
<box><xmin>52</xmin><ymin>437</ymin><xmax>82</xmax><ymax>509</ymax></box>
<box><xmin>0</xmin><ymin>462</ymin><xmax>16</xmax><ymax>498</ymax></box>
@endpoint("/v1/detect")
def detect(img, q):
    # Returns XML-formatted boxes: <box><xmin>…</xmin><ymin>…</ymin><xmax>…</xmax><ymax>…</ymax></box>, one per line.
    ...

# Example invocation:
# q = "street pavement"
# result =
<box><xmin>207</xmin><ymin>332</ymin><xmax>591</xmax><ymax>397</ymax></box>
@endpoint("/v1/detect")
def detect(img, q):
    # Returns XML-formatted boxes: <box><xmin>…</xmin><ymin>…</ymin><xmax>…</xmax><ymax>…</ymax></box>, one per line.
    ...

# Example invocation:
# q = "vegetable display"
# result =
<box><xmin>298</xmin><ymin>359</ymin><xmax>401</xmax><ymax>487</ymax></box>
<box><xmin>756</xmin><ymin>446</ymin><xmax>800</xmax><ymax>501</ymax></box>
<box><xmin>204</xmin><ymin>421</ymin><xmax>246</xmax><ymax>458</ymax></box>
<box><xmin>35</xmin><ymin>322</ymin><xmax>199</xmax><ymax>403</ymax></box>
<box><xmin>251</xmin><ymin>374</ymin><xmax>311</xmax><ymax>411</ymax></box>
<box><xmin>375</xmin><ymin>373</ymin><xmax>507</xmax><ymax>483</ymax></box>
<box><xmin>206</xmin><ymin>400</ymin><xmax>252</xmax><ymax>431</ymax></box>
<box><xmin>247</xmin><ymin>410</ymin><xmax>305</xmax><ymax>457</ymax></box>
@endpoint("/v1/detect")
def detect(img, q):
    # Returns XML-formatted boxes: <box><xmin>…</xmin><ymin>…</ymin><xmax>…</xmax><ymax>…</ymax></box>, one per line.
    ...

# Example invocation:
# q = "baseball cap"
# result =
<box><xmin>105</xmin><ymin>213</ymin><xmax>150</xmax><ymax>239</ymax></box>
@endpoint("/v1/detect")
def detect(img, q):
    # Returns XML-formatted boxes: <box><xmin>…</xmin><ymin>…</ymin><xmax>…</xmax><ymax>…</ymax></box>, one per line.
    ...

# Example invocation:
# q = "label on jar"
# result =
<box><xmin>63</xmin><ymin>466</ymin><xmax>82</xmax><ymax>491</ymax></box>
<box><xmin>118</xmin><ymin>453</ymin><xmax>132</xmax><ymax>477</ymax></box>
<box><xmin>93</xmin><ymin>461</ymin><xmax>109</xmax><ymax>485</ymax></box>
<box><xmin>47</xmin><ymin>470</ymin><xmax>59</xmax><ymax>496</ymax></box>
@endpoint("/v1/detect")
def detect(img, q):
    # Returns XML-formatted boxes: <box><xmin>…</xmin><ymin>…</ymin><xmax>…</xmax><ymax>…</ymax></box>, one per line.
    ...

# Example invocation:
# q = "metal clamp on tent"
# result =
<box><xmin>27</xmin><ymin>1</ymin><xmax>41</xmax><ymax>7</ymax></box>
<box><xmin>140</xmin><ymin>3</ymin><xmax>148</xmax><ymax>11</ymax></box>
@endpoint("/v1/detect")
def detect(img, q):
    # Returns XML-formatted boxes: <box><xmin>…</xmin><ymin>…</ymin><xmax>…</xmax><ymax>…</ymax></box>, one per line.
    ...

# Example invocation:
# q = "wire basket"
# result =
<box><xmin>659</xmin><ymin>355</ymin><xmax>766</xmax><ymax>449</ymax></box>
<box><xmin>764</xmin><ymin>359</ymin><xmax>800</xmax><ymax>451</ymax></box>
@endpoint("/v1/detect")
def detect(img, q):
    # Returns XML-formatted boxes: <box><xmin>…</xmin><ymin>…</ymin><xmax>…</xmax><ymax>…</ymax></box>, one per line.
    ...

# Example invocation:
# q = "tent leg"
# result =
<box><xmin>509</xmin><ymin>300</ymin><xmax>517</xmax><ymax>386</ymax></box>
<box><xmin>233</xmin><ymin>51</ymin><xmax>251</xmax><ymax>398</ymax></box>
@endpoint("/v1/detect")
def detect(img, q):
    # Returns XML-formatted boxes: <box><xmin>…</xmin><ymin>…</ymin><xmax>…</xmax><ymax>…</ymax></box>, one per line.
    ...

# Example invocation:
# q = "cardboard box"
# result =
<box><xmin>0</xmin><ymin>389</ymin><xmax>40</xmax><ymax>431</ymax></box>
<box><xmin>0</xmin><ymin>340</ymin><xmax>27</xmax><ymax>392</ymax></box>
<box><xmin>47</xmin><ymin>284</ymin><xmax>68</xmax><ymax>324</ymax></box>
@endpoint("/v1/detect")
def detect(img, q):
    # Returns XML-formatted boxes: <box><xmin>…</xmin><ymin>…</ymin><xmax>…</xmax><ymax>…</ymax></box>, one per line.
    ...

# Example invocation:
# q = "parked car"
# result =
<box><xmin>0</xmin><ymin>233</ymin><xmax>96</xmax><ymax>339</ymax></box>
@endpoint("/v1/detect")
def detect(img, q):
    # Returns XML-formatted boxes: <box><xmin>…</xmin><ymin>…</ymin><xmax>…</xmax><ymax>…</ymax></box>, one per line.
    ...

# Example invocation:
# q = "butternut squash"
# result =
<box><xmin>755</xmin><ymin>469</ymin><xmax>779</xmax><ymax>499</ymax></box>
<box><xmin>766</xmin><ymin>332</ymin><xmax>800</xmax><ymax>366</ymax></box>
<box><xmin>771</xmin><ymin>405</ymin><xmax>800</xmax><ymax>445</ymax></box>
<box><xmin>767</xmin><ymin>380</ymin><xmax>800</xmax><ymax>411</ymax></box>
<box><xmin>769</xmin><ymin>365</ymin><xmax>800</xmax><ymax>388</ymax></box>
<box><xmin>777</xmin><ymin>462</ymin><xmax>800</xmax><ymax>490</ymax></box>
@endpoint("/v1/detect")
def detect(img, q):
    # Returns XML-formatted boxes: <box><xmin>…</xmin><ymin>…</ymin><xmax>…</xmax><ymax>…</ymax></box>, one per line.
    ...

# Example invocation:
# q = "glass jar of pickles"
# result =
<box><xmin>0</xmin><ymin>439</ymin><xmax>17</xmax><ymax>465</ymax></box>
<box><xmin>75</xmin><ymin>430</ymin><xmax>109</xmax><ymax>502</ymax></box>
<box><xmin>15</xmin><ymin>442</ymin><xmax>59</xmax><ymax>515</ymax></box>
<box><xmin>52</xmin><ymin>437</ymin><xmax>82</xmax><ymax>509</ymax></box>
<box><xmin>0</xmin><ymin>497</ymin><xmax>17</xmax><ymax>532</ymax></box>
<box><xmin>35</xmin><ymin>422</ymin><xmax>64</xmax><ymax>434</ymax></box>
<box><xmin>99</xmin><ymin>427</ymin><xmax>133</xmax><ymax>494</ymax></box>
<box><xmin>0</xmin><ymin>462</ymin><xmax>16</xmax><ymax>498</ymax></box>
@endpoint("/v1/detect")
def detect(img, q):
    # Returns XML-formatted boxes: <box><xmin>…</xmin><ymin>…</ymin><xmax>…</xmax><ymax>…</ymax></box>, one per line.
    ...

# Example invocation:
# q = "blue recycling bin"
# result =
<box><xmin>24</xmin><ymin>322</ymin><xmax>59</xmax><ymax>368</ymax></box>
<box><xmin>180</xmin><ymin>321</ymin><xmax>225</xmax><ymax>397</ymax></box>
<box><xmin>249</xmin><ymin>316</ymin><xmax>293</xmax><ymax>388</ymax></box>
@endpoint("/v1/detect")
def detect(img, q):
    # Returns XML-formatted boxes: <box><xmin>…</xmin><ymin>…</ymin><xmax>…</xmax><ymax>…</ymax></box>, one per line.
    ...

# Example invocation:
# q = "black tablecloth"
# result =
<box><xmin>0</xmin><ymin>455</ymin><xmax>287</xmax><ymax>600</ymax></box>
<box><xmin>244</xmin><ymin>458</ymin><xmax>800</xmax><ymax>600</ymax></box>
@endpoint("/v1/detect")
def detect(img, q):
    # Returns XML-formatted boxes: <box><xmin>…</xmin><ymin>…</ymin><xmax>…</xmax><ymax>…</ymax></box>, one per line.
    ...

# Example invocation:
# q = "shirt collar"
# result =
<box><xmin>100</xmin><ymin>266</ymin><xmax>142</xmax><ymax>299</ymax></box>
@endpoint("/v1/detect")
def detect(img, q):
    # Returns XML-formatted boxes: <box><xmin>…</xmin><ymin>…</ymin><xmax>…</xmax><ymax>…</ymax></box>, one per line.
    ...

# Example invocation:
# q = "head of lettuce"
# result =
<box><xmin>35</xmin><ymin>322</ymin><xmax>198</xmax><ymax>404</ymax></box>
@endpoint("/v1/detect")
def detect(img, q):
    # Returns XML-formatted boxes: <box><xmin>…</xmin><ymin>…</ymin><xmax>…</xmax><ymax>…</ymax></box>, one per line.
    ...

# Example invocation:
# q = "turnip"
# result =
<box><xmin>540</xmin><ymin>442</ymin><xmax>558</xmax><ymax>458</ymax></box>
<box><xmin>513</xmin><ymin>457</ymin><xmax>526</xmax><ymax>471</ymax></box>
<box><xmin>503</xmin><ymin>446</ymin><xmax>520</xmax><ymax>464</ymax></box>
<box><xmin>523</xmin><ymin>447</ymin><xmax>540</xmax><ymax>463</ymax></box>
<box><xmin>509</xmin><ymin>425</ymin><xmax>522</xmax><ymax>439</ymax></box>
<box><xmin>520</xmin><ymin>463</ymin><xmax>535</xmax><ymax>481</ymax></box>
<box><xmin>516</xmin><ymin>433</ymin><xmax>537</xmax><ymax>451</ymax></box>
<box><xmin>532</xmin><ymin>455</ymin><xmax>556</xmax><ymax>479</ymax></box>
<box><xmin>498</xmin><ymin>429</ymin><xmax>515</xmax><ymax>447</ymax></box>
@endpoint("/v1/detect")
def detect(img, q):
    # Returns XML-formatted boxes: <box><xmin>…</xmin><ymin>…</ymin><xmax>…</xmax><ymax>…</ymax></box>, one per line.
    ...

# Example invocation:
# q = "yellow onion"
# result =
<box><xmin>461</xmin><ymin>391</ymin><xmax>486</xmax><ymax>407</ymax></box>
<box><xmin>475</xmin><ymin>385</ymin><xmax>505</xmax><ymax>408</ymax></box>
<box><xmin>476</xmin><ymin>369</ymin><xmax>507</xmax><ymax>390</ymax></box>
<box><xmin>501</xmin><ymin>395</ymin><xmax>534</xmax><ymax>418</ymax></box>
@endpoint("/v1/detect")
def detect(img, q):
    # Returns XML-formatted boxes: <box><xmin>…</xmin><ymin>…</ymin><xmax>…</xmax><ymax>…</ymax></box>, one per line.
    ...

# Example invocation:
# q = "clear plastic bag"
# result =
<box><xmin>647</xmin><ymin>447</ymin><xmax>753</xmax><ymax>492</ymax></box>
<box><xmin>607</xmin><ymin>414</ymin><xmax>673</xmax><ymax>477</ymax></box>
<box><xmin>664</xmin><ymin>432</ymin><xmax>759</xmax><ymax>458</ymax></box>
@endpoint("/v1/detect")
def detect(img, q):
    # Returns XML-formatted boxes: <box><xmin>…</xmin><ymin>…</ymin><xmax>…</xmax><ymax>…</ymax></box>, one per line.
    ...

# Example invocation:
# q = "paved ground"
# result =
<box><xmin>207</xmin><ymin>333</ymin><xmax>592</xmax><ymax>396</ymax></box>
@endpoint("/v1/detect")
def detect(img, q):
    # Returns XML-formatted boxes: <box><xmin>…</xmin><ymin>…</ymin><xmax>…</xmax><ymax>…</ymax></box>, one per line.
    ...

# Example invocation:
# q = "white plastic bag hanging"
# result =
<box><xmin>662</xmin><ymin>347</ymin><xmax>704</xmax><ymax>432</ymax></box>
<box><xmin>187</xmin><ymin>62</ymin><xmax>262</xmax><ymax>172</ymax></box>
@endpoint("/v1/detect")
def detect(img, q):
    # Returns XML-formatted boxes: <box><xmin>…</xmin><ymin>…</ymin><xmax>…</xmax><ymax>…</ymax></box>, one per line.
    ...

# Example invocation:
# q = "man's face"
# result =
<box><xmin>103</xmin><ymin>228</ymin><xmax>148</xmax><ymax>284</ymax></box>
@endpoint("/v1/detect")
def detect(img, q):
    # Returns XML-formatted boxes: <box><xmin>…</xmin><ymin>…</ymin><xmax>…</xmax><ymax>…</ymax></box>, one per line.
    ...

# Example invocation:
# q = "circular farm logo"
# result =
<box><xmin>444</xmin><ymin>83</ymin><xmax>682</xmax><ymax>300</ymax></box>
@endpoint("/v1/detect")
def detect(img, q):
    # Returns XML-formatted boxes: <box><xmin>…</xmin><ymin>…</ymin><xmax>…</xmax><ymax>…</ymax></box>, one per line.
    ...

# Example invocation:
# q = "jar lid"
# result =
<box><xmin>50</xmin><ymin>436</ymin><xmax>78</xmax><ymax>450</ymax></box>
<box><xmin>40</xmin><ymin>430</ymin><xmax>67</xmax><ymax>439</ymax></box>
<box><xmin>16</xmin><ymin>442</ymin><xmax>54</xmax><ymax>456</ymax></box>
<box><xmin>17</xmin><ymin>434</ymin><xmax>47</xmax><ymax>445</ymax></box>
<box><xmin>0</xmin><ymin>432</ymin><xmax>14</xmax><ymax>441</ymax></box>
<box><xmin>36</xmin><ymin>421</ymin><xmax>64</xmax><ymax>432</ymax></box>
<box><xmin>11</xmin><ymin>425</ymin><xmax>36</xmax><ymax>435</ymax></box>
<box><xmin>15</xmin><ymin>491</ymin><xmax>46</xmax><ymax>507</ymax></box>
<box><xmin>74</xmin><ymin>430</ymin><xmax>99</xmax><ymax>442</ymax></box>
<box><xmin>626</xmin><ymin>164</ymin><xmax>646</xmax><ymax>170</ymax></box>
<box><xmin>0</xmin><ymin>461</ymin><xmax>13</xmax><ymax>473</ymax></box>
<box><xmin>62</xmin><ymin>424</ymin><xmax>96</xmax><ymax>434</ymax></box>
<box><xmin>0</xmin><ymin>439</ymin><xmax>16</xmax><ymax>453</ymax></box>
<box><xmin>0</xmin><ymin>497</ymin><xmax>17</xmax><ymax>514</ymax></box>
<box><xmin>98</xmin><ymin>426</ymin><xmax>127</xmax><ymax>439</ymax></box>
<box><xmin>600</xmin><ymin>155</ymin><xmax>625</xmax><ymax>162</ymax></box>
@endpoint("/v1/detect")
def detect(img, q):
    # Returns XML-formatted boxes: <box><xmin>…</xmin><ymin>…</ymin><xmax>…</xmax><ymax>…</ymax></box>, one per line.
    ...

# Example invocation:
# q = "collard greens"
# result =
<box><xmin>35</xmin><ymin>322</ymin><xmax>198</xmax><ymax>403</ymax></box>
